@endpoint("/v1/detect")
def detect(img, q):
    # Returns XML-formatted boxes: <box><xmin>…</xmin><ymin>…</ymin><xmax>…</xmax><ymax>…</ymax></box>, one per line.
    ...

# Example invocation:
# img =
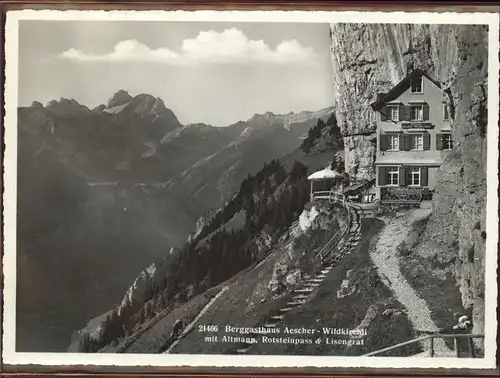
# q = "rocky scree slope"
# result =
<box><xmin>330</xmin><ymin>24</ymin><xmax>488</xmax><ymax>338</ymax></box>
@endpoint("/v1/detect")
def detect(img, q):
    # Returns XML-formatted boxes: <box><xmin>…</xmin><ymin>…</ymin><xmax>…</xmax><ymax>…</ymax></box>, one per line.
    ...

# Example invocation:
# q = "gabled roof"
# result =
<box><xmin>343</xmin><ymin>178</ymin><xmax>376</xmax><ymax>193</ymax></box>
<box><xmin>370</xmin><ymin>69</ymin><xmax>442</xmax><ymax>111</ymax></box>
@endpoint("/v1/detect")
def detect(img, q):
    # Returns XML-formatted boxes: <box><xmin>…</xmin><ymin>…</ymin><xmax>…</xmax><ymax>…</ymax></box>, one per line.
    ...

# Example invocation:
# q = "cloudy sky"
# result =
<box><xmin>18</xmin><ymin>21</ymin><xmax>334</xmax><ymax>125</ymax></box>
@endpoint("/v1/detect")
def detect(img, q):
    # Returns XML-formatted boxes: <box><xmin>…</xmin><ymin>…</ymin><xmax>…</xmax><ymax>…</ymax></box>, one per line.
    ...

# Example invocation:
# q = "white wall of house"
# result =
<box><xmin>376</xmin><ymin>74</ymin><xmax>452</xmax><ymax>161</ymax></box>
<box><xmin>374</xmin><ymin>72</ymin><xmax>452</xmax><ymax>200</ymax></box>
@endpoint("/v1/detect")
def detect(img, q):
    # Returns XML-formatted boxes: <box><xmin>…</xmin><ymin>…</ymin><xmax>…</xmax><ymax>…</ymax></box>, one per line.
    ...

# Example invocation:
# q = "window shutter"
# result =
<box><xmin>379</xmin><ymin>134</ymin><xmax>387</xmax><ymax>151</ymax></box>
<box><xmin>399</xmin><ymin>166</ymin><xmax>406</xmax><ymax>186</ymax></box>
<box><xmin>421</xmin><ymin>167</ymin><xmax>429</xmax><ymax>186</ymax></box>
<box><xmin>378</xmin><ymin>167</ymin><xmax>386</xmax><ymax>185</ymax></box>
<box><xmin>423</xmin><ymin>104</ymin><xmax>430</xmax><ymax>121</ymax></box>
<box><xmin>403</xmin><ymin>134</ymin><xmax>411</xmax><ymax>151</ymax></box>
<box><xmin>399</xmin><ymin>133</ymin><xmax>405</xmax><ymax>151</ymax></box>
<box><xmin>380</xmin><ymin>106</ymin><xmax>388</xmax><ymax>121</ymax></box>
<box><xmin>423</xmin><ymin>133</ymin><xmax>431</xmax><ymax>150</ymax></box>
<box><xmin>400</xmin><ymin>105</ymin><xmax>411</xmax><ymax>121</ymax></box>
<box><xmin>436</xmin><ymin>133</ymin><xmax>443</xmax><ymax>150</ymax></box>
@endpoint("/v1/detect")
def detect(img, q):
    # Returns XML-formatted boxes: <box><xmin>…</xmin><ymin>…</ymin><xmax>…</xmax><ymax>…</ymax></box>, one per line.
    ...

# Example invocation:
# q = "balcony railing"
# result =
<box><xmin>311</xmin><ymin>190</ymin><xmax>346</xmax><ymax>205</ymax></box>
<box><xmin>311</xmin><ymin>190</ymin><xmax>380</xmax><ymax>209</ymax></box>
<box><xmin>380</xmin><ymin>186</ymin><xmax>423</xmax><ymax>203</ymax></box>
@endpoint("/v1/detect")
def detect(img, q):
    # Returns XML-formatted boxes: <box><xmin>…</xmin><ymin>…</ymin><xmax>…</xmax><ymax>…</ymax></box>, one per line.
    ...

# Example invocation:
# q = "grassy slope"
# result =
<box><xmin>112</xmin><ymin>209</ymin><xmax>342</xmax><ymax>354</ymax></box>
<box><xmin>167</xmin><ymin>234</ymin><xmax>322</xmax><ymax>355</ymax></box>
<box><xmin>98</xmin><ymin>209</ymin><xmax>450</xmax><ymax>357</ymax></box>
<box><xmin>106</xmin><ymin>237</ymin><xmax>295</xmax><ymax>354</ymax></box>
<box><xmin>99</xmin><ymin>288</ymin><xmax>216</xmax><ymax>354</ymax></box>
<box><xmin>249</xmin><ymin>219</ymin><xmax>419</xmax><ymax>357</ymax></box>
<box><xmin>164</xmin><ymin>218</ymin><xmax>419</xmax><ymax>356</ymax></box>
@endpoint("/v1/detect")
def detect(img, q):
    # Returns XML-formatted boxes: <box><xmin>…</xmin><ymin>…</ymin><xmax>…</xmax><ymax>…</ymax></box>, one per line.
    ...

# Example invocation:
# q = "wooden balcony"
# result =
<box><xmin>380</xmin><ymin>186</ymin><xmax>423</xmax><ymax>203</ymax></box>
<box><xmin>311</xmin><ymin>190</ymin><xmax>346</xmax><ymax>205</ymax></box>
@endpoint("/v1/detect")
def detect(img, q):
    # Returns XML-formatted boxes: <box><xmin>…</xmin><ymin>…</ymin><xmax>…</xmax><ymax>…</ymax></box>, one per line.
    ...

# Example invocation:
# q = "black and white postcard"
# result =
<box><xmin>2</xmin><ymin>9</ymin><xmax>499</xmax><ymax>370</ymax></box>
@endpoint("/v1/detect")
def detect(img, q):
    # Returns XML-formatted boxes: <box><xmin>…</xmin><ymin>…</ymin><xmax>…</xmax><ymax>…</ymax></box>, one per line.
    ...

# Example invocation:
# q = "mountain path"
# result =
<box><xmin>371</xmin><ymin>208</ymin><xmax>453</xmax><ymax>356</ymax></box>
<box><xmin>164</xmin><ymin>285</ymin><xmax>230</xmax><ymax>354</ymax></box>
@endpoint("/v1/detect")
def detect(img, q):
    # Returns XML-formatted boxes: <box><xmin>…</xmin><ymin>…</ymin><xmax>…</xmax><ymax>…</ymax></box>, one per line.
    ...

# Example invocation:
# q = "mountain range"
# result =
<box><xmin>16</xmin><ymin>90</ymin><xmax>334</xmax><ymax>351</ymax></box>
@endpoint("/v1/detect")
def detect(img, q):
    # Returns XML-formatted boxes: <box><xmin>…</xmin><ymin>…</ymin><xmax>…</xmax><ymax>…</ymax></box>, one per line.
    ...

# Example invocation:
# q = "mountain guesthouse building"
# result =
<box><xmin>370</xmin><ymin>69</ymin><xmax>453</xmax><ymax>204</ymax></box>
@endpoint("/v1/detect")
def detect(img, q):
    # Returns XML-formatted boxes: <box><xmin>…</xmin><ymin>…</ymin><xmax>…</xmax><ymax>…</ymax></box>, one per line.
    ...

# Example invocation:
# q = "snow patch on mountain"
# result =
<box><xmin>229</xmin><ymin>126</ymin><xmax>252</xmax><ymax>148</ymax></box>
<box><xmin>104</xmin><ymin>102</ymin><xmax>130</xmax><ymax>114</ymax></box>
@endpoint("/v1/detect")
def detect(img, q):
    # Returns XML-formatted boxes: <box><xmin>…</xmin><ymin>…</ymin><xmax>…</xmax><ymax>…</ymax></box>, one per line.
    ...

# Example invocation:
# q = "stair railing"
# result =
<box><xmin>315</xmin><ymin>229</ymin><xmax>341</xmax><ymax>262</ymax></box>
<box><xmin>315</xmin><ymin>206</ymin><xmax>353</xmax><ymax>262</ymax></box>
<box><xmin>363</xmin><ymin>333</ymin><xmax>485</xmax><ymax>358</ymax></box>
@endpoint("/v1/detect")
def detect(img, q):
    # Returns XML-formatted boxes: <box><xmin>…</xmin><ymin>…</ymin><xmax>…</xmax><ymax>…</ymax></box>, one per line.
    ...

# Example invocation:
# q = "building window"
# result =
<box><xmin>389</xmin><ymin>106</ymin><xmax>399</xmax><ymax>121</ymax></box>
<box><xmin>443</xmin><ymin>104</ymin><xmax>450</xmax><ymax>120</ymax></box>
<box><xmin>411</xmin><ymin>134</ymin><xmax>423</xmax><ymax>150</ymax></box>
<box><xmin>387</xmin><ymin>167</ymin><xmax>399</xmax><ymax>186</ymax></box>
<box><xmin>388</xmin><ymin>134</ymin><xmax>399</xmax><ymax>151</ymax></box>
<box><xmin>411</xmin><ymin>76</ymin><xmax>423</xmax><ymax>93</ymax></box>
<box><xmin>411</xmin><ymin>105</ymin><xmax>423</xmax><ymax>121</ymax></box>
<box><xmin>442</xmin><ymin>133</ymin><xmax>453</xmax><ymax>150</ymax></box>
<box><xmin>409</xmin><ymin>167</ymin><xmax>421</xmax><ymax>186</ymax></box>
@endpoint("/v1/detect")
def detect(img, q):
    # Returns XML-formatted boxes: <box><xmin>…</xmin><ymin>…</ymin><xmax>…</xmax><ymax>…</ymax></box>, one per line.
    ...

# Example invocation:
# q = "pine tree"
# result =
<box><xmin>160</xmin><ymin>293</ymin><xmax>168</xmax><ymax>309</ymax></box>
<box><xmin>100</xmin><ymin>314</ymin><xmax>112</xmax><ymax>346</ymax></box>
<box><xmin>89</xmin><ymin>337</ymin><xmax>99</xmax><ymax>353</ymax></box>
<box><xmin>330</xmin><ymin>159</ymin><xmax>338</xmax><ymax>171</ymax></box>
<box><xmin>290</xmin><ymin>185</ymin><xmax>301</xmax><ymax>217</ymax></box>
<box><xmin>290</xmin><ymin>161</ymin><xmax>308</xmax><ymax>183</ymax></box>
<box><xmin>137</xmin><ymin>306</ymin><xmax>146</xmax><ymax>324</ymax></box>
<box><xmin>80</xmin><ymin>332</ymin><xmax>91</xmax><ymax>353</ymax></box>
<box><xmin>145</xmin><ymin>302</ymin><xmax>154</xmax><ymax>319</ymax></box>
<box><xmin>263</xmin><ymin>176</ymin><xmax>272</xmax><ymax>197</ymax></box>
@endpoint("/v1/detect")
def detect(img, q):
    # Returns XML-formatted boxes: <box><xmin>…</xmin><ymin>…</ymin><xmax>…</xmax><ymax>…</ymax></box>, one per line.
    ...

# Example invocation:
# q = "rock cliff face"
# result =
<box><xmin>330</xmin><ymin>24</ymin><xmax>488</xmax><ymax>337</ymax></box>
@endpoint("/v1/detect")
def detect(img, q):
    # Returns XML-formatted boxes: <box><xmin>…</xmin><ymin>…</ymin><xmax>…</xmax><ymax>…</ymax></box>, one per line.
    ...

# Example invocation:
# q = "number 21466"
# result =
<box><xmin>198</xmin><ymin>325</ymin><xmax>218</xmax><ymax>332</ymax></box>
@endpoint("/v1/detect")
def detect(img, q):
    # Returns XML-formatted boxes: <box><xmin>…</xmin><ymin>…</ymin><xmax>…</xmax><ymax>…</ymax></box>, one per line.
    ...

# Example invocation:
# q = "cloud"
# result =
<box><xmin>60</xmin><ymin>28</ymin><xmax>318</xmax><ymax>65</ymax></box>
<box><xmin>62</xmin><ymin>40</ymin><xmax>180</xmax><ymax>63</ymax></box>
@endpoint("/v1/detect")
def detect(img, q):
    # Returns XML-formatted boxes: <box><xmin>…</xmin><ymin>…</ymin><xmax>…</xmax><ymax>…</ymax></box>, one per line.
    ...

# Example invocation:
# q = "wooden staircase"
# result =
<box><xmin>229</xmin><ymin>205</ymin><xmax>371</xmax><ymax>355</ymax></box>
